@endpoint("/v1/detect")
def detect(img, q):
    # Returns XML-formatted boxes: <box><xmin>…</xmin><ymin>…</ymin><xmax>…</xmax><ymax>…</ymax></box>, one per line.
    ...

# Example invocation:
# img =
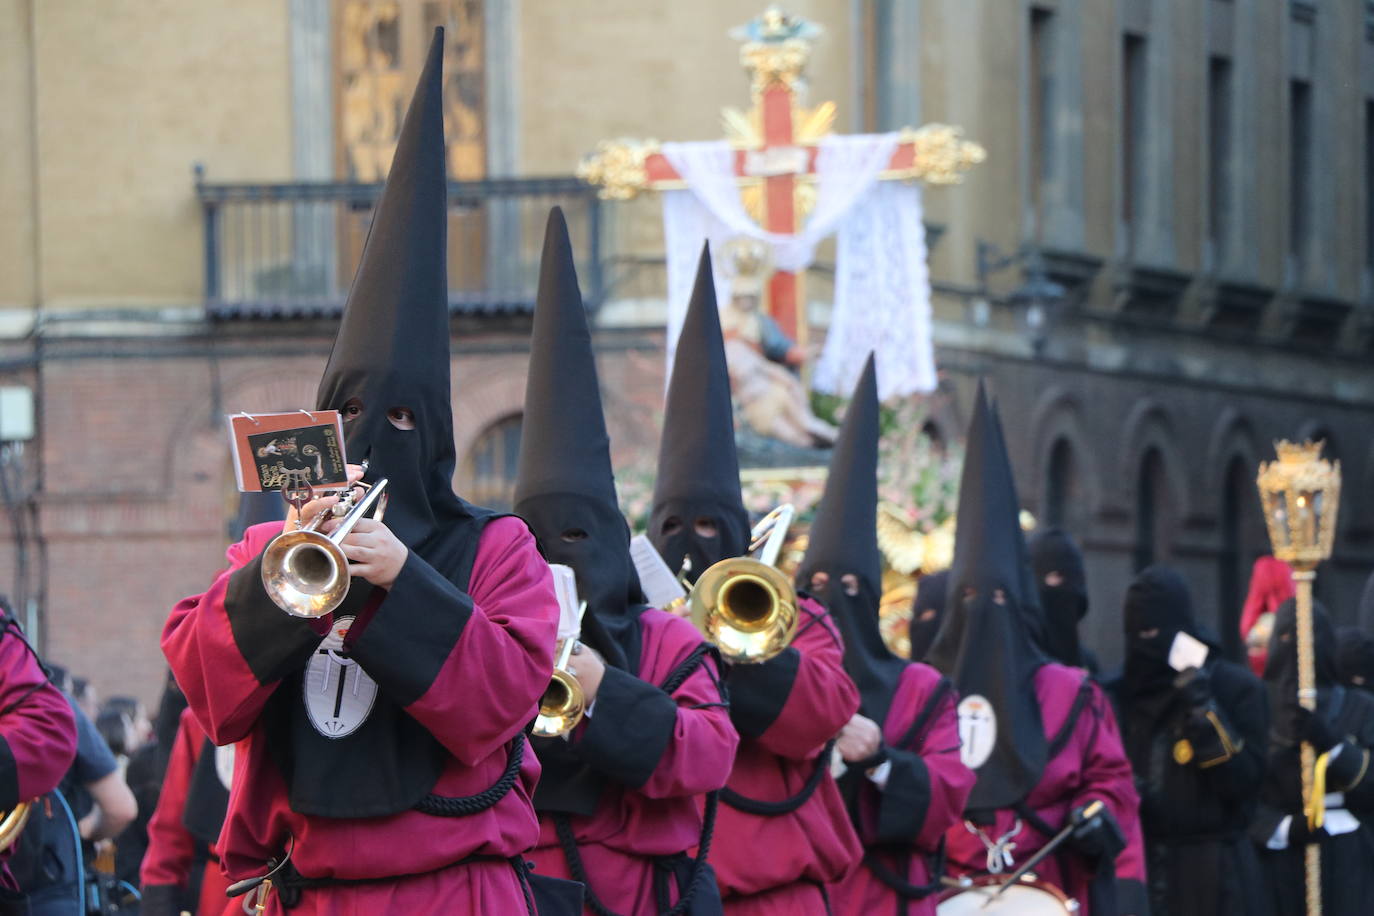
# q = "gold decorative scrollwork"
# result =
<box><xmin>739</xmin><ymin>38</ymin><xmax>811</xmax><ymax>94</ymax></box>
<box><xmin>900</xmin><ymin>123</ymin><xmax>988</xmax><ymax>186</ymax></box>
<box><xmin>576</xmin><ymin>139</ymin><xmax>662</xmax><ymax>201</ymax></box>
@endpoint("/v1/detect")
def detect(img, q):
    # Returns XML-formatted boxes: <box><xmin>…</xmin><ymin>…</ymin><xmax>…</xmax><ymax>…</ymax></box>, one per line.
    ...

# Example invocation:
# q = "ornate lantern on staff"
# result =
<box><xmin>1256</xmin><ymin>439</ymin><xmax>1341</xmax><ymax>916</ymax></box>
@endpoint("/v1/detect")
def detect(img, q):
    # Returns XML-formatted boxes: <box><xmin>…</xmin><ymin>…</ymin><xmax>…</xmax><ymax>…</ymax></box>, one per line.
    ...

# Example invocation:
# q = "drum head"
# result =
<box><xmin>937</xmin><ymin>878</ymin><xmax>1076</xmax><ymax>915</ymax></box>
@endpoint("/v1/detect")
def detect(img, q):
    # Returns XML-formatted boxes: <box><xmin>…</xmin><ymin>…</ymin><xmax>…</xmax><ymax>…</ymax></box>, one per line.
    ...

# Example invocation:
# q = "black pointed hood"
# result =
<box><xmin>315</xmin><ymin>28</ymin><xmax>476</xmax><ymax>550</ymax></box>
<box><xmin>514</xmin><ymin>208</ymin><xmax>644</xmax><ymax>673</ymax></box>
<box><xmin>1336</xmin><ymin>626</ymin><xmax>1374</xmax><ymax>693</ymax></box>
<box><xmin>649</xmin><ymin>245</ymin><xmax>750</xmax><ymax>582</ymax></box>
<box><xmin>927</xmin><ymin>381</ymin><xmax>1047</xmax><ymax>811</ymax></box>
<box><xmin>796</xmin><ymin>356</ymin><xmax>905</xmax><ymax>724</ymax></box>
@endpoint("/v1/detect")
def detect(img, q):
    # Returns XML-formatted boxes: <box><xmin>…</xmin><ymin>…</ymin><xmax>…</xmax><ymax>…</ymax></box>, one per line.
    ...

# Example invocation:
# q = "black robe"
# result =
<box><xmin>1112</xmin><ymin>658</ymin><xmax>1271</xmax><ymax>916</ymax></box>
<box><xmin>1251</xmin><ymin>683</ymin><xmax>1374</xmax><ymax>916</ymax></box>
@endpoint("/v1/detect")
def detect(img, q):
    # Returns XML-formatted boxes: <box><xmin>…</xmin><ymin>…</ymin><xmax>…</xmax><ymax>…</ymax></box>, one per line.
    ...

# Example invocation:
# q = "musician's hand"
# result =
<box><xmin>335</xmin><ymin>517</ymin><xmax>408</xmax><ymax>590</ymax></box>
<box><xmin>284</xmin><ymin>463</ymin><xmax>366</xmax><ymax>530</ymax></box>
<box><xmin>568</xmin><ymin>641</ymin><xmax>606</xmax><ymax>706</ymax></box>
<box><xmin>836</xmin><ymin>713</ymin><xmax>883</xmax><ymax>763</ymax></box>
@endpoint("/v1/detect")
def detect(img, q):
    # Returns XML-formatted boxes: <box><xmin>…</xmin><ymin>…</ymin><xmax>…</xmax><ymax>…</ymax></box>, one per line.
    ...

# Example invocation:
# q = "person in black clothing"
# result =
<box><xmin>1028</xmin><ymin>528</ymin><xmax>1099</xmax><ymax>674</ymax></box>
<box><xmin>1336</xmin><ymin>626</ymin><xmax>1374</xmax><ymax>695</ymax></box>
<box><xmin>1252</xmin><ymin>597</ymin><xmax>1374</xmax><ymax>916</ymax></box>
<box><xmin>1110</xmin><ymin>565</ymin><xmax>1270</xmax><ymax>916</ymax></box>
<box><xmin>905</xmin><ymin>570</ymin><xmax>947</xmax><ymax>663</ymax></box>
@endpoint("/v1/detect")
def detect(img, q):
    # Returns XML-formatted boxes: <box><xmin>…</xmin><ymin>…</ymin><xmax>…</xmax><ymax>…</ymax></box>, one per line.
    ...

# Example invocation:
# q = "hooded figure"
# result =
<box><xmin>809</xmin><ymin>357</ymin><xmax>974</xmax><ymax>916</ymax></box>
<box><xmin>907</xmin><ymin>571</ymin><xmax>949</xmax><ymax>664</ymax></box>
<box><xmin>517</xmin><ymin>213</ymin><xmax>736</xmax><ymax>916</ymax></box>
<box><xmin>935</xmin><ymin>383</ymin><xmax>1147</xmax><ymax>916</ymax></box>
<box><xmin>1110</xmin><ymin>566</ymin><xmax>1269</xmax><ymax>916</ymax></box>
<box><xmin>926</xmin><ymin>384</ymin><xmax>1048</xmax><ymax>811</ymax></box>
<box><xmin>1336</xmin><ymin>626</ymin><xmax>1374</xmax><ymax>693</ymax></box>
<box><xmin>162</xmin><ymin>30</ymin><xmax>564</xmax><ymax>913</ymax></box>
<box><xmin>514</xmin><ymin>208</ymin><xmax>646</xmax><ymax>675</ymax></box>
<box><xmin>1253</xmin><ymin>597</ymin><xmax>1374</xmax><ymax>916</ymax></box>
<box><xmin>640</xmin><ymin>248</ymin><xmax>861</xmax><ymax>915</ymax></box>
<box><xmin>649</xmin><ymin>250</ymin><xmax>750</xmax><ymax>584</ymax></box>
<box><xmin>798</xmin><ymin>356</ymin><xmax>904</xmax><ymax>728</ymax></box>
<box><xmin>1029</xmin><ymin>528</ymin><xmax>1099</xmax><ymax>673</ymax></box>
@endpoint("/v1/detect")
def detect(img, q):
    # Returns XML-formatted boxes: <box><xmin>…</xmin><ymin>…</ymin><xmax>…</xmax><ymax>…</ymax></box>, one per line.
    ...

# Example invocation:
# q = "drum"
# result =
<box><xmin>937</xmin><ymin>873</ymin><xmax>1078</xmax><ymax>915</ymax></box>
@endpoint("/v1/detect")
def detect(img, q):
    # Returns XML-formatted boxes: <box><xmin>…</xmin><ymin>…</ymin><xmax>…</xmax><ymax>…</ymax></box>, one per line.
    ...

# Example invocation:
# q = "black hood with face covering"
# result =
<box><xmin>1336</xmin><ymin>626</ymin><xmax>1374</xmax><ymax>692</ymax></box>
<box><xmin>1030</xmin><ymin>528</ymin><xmax>1090</xmax><ymax>669</ymax></box>
<box><xmin>796</xmin><ymin>356</ymin><xmax>906</xmax><ymax>726</ymax></box>
<box><xmin>649</xmin><ymin>245</ymin><xmax>750</xmax><ymax>583</ymax></box>
<box><xmin>1264</xmin><ymin>596</ymin><xmax>1341</xmax><ymax>744</ymax></box>
<box><xmin>1120</xmin><ymin>566</ymin><xmax>1209</xmax><ymax>687</ymax></box>
<box><xmin>513</xmin><ymin>208</ymin><xmax>645</xmax><ymax>675</ymax></box>
<box><xmin>926</xmin><ymin>382</ymin><xmax>1047</xmax><ymax>812</ymax></box>
<box><xmin>315</xmin><ymin>28</ymin><xmax>483</xmax><ymax>553</ymax></box>
<box><xmin>908</xmin><ymin>570</ymin><xmax>949</xmax><ymax>663</ymax></box>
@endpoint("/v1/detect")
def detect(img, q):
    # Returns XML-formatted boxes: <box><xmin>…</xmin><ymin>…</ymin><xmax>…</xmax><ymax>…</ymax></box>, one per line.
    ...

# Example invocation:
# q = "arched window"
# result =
<box><xmin>458</xmin><ymin>413</ymin><xmax>523</xmax><ymax>511</ymax></box>
<box><xmin>1044</xmin><ymin>437</ymin><xmax>1076</xmax><ymax>530</ymax></box>
<box><xmin>1134</xmin><ymin>447</ymin><xmax>1172</xmax><ymax>573</ymax></box>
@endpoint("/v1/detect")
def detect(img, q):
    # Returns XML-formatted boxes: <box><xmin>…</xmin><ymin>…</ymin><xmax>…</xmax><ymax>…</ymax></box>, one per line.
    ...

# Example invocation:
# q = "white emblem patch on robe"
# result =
<box><xmin>957</xmin><ymin>694</ymin><xmax>997</xmax><ymax>769</ymax></box>
<box><xmin>214</xmin><ymin>742</ymin><xmax>235</xmax><ymax>790</ymax></box>
<box><xmin>303</xmin><ymin>616</ymin><xmax>378</xmax><ymax>738</ymax></box>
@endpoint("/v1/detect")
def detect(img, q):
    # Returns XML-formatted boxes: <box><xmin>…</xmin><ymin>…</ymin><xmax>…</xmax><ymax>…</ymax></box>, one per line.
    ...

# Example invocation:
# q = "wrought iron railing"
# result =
<box><xmin>195</xmin><ymin>169</ymin><xmax>603</xmax><ymax>318</ymax></box>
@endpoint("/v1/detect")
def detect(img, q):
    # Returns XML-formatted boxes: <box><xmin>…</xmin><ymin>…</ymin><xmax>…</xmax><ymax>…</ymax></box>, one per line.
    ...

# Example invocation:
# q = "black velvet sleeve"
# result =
<box><xmin>224</xmin><ymin>554</ymin><xmax>325</xmax><ymax>686</ymax></box>
<box><xmin>726</xmin><ymin>647</ymin><xmax>800</xmax><ymax>739</ymax></box>
<box><xmin>576</xmin><ymin>665</ymin><xmax>678</xmax><ymax>789</ymax></box>
<box><xmin>349</xmin><ymin>551</ymin><xmax>474</xmax><ymax>708</ymax></box>
<box><xmin>1194</xmin><ymin>662</ymin><xmax>1268</xmax><ymax>800</ymax></box>
<box><xmin>872</xmin><ymin>745</ymin><xmax>932</xmax><ymax>844</ymax></box>
<box><xmin>0</xmin><ymin>736</ymin><xmax>17</xmax><ymax>811</ymax></box>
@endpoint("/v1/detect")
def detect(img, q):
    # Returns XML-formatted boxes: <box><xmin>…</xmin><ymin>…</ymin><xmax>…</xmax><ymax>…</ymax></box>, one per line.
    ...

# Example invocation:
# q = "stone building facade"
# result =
<box><xmin>2</xmin><ymin>0</ymin><xmax>1373</xmax><ymax>700</ymax></box>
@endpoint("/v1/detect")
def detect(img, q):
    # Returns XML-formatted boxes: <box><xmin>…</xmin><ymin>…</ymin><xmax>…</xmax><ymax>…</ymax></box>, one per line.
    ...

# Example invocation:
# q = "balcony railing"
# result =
<box><xmin>196</xmin><ymin>171</ymin><xmax>603</xmax><ymax>319</ymax></box>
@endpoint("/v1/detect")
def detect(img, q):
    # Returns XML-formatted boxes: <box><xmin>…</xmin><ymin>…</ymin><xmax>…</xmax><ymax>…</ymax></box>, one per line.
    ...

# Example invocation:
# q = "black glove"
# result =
<box><xmin>1287</xmin><ymin>815</ymin><xmax>1329</xmax><ymax>846</ymax></box>
<box><xmin>1069</xmin><ymin>801</ymin><xmax>1126</xmax><ymax>861</ymax></box>
<box><xmin>1297</xmin><ymin>706</ymin><xmax>1341</xmax><ymax>754</ymax></box>
<box><xmin>1173</xmin><ymin>666</ymin><xmax>1212</xmax><ymax>709</ymax></box>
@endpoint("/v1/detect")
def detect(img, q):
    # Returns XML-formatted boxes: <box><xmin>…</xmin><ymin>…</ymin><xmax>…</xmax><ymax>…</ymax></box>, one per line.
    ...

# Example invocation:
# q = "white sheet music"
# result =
<box><xmin>630</xmin><ymin>535</ymin><xmax>687</xmax><ymax>610</ymax></box>
<box><xmin>548</xmin><ymin>564</ymin><xmax>582</xmax><ymax>641</ymax></box>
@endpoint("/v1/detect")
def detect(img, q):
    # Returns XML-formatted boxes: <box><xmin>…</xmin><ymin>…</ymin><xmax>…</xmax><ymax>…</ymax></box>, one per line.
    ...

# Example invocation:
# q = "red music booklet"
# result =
<box><xmin>226</xmin><ymin>410</ymin><xmax>348</xmax><ymax>492</ymax></box>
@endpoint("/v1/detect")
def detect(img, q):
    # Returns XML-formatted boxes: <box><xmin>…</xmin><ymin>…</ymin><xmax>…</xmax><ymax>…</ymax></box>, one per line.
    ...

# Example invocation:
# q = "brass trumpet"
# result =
<box><xmin>261</xmin><ymin>478</ymin><xmax>390</xmax><ymax>618</ymax></box>
<box><xmin>532</xmin><ymin>601</ymin><xmax>588</xmax><ymax>738</ymax></box>
<box><xmin>0</xmin><ymin>802</ymin><xmax>31</xmax><ymax>852</ymax></box>
<box><xmin>688</xmin><ymin>505</ymin><xmax>799</xmax><ymax>664</ymax></box>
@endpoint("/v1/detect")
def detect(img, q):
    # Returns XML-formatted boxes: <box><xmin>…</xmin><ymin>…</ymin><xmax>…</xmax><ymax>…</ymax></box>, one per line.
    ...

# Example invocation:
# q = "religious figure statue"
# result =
<box><xmin>718</xmin><ymin>238</ymin><xmax>838</xmax><ymax>449</ymax></box>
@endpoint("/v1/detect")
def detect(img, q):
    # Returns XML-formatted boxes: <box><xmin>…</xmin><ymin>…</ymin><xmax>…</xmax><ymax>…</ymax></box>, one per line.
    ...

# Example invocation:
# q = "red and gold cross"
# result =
<box><xmin>578</xmin><ymin>6</ymin><xmax>985</xmax><ymax>341</ymax></box>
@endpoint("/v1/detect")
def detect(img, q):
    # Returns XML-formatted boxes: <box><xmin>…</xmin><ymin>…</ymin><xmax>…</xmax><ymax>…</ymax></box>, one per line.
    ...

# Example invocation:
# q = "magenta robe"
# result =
<box><xmin>0</xmin><ymin>616</ymin><xmax>76</xmax><ymax>889</ymax></box>
<box><xmin>829</xmin><ymin>662</ymin><xmax>976</xmax><ymax>916</ymax></box>
<box><xmin>943</xmin><ymin>663</ymin><xmax>1147</xmax><ymax>916</ymax></box>
<box><xmin>140</xmin><ymin>707</ymin><xmax>231</xmax><ymax>914</ymax></box>
<box><xmin>525</xmin><ymin>608</ymin><xmax>739</xmax><ymax>916</ymax></box>
<box><xmin>162</xmin><ymin>518</ymin><xmax>559</xmax><ymax>915</ymax></box>
<box><xmin>713</xmin><ymin>596</ymin><xmax>862</xmax><ymax>914</ymax></box>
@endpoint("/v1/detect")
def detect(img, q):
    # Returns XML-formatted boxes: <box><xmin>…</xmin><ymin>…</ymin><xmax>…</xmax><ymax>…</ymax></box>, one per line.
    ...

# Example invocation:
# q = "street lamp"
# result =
<box><xmin>974</xmin><ymin>242</ymin><xmax>1067</xmax><ymax>355</ymax></box>
<box><xmin>1256</xmin><ymin>439</ymin><xmax>1341</xmax><ymax>916</ymax></box>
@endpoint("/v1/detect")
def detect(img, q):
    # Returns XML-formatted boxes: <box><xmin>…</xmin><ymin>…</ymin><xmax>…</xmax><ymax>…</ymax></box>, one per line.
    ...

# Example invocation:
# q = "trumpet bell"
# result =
<box><xmin>261</xmin><ymin>529</ymin><xmax>350</xmax><ymax>619</ymax></box>
<box><xmin>0</xmin><ymin>802</ymin><xmax>32</xmax><ymax>852</ymax></box>
<box><xmin>690</xmin><ymin>558</ymin><xmax>798</xmax><ymax>664</ymax></box>
<box><xmin>532</xmin><ymin>668</ymin><xmax>586</xmax><ymax>738</ymax></box>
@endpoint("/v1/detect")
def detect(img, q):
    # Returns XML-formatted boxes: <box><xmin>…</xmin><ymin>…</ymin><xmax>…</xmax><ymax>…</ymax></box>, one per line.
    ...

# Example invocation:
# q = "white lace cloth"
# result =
<box><xmin>659</xmin><ymin>133</ymin><xmax>935</xmax><ymax>397</ymax></box>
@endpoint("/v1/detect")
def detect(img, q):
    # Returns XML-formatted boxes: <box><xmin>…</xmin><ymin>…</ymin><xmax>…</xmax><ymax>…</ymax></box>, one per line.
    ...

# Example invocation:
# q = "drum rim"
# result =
<box><xmin>937</xmin><ymin>872</ymin><xmax>1075</xmax><ymax>906</ymax></box>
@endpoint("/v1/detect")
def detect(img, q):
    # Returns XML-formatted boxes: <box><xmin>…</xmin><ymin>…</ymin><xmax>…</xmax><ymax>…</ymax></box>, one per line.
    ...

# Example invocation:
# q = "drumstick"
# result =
<box><xmin>982</xmin><ymin>800</ymin><xmax>1103</xmax><ymax>908</ymax></box>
